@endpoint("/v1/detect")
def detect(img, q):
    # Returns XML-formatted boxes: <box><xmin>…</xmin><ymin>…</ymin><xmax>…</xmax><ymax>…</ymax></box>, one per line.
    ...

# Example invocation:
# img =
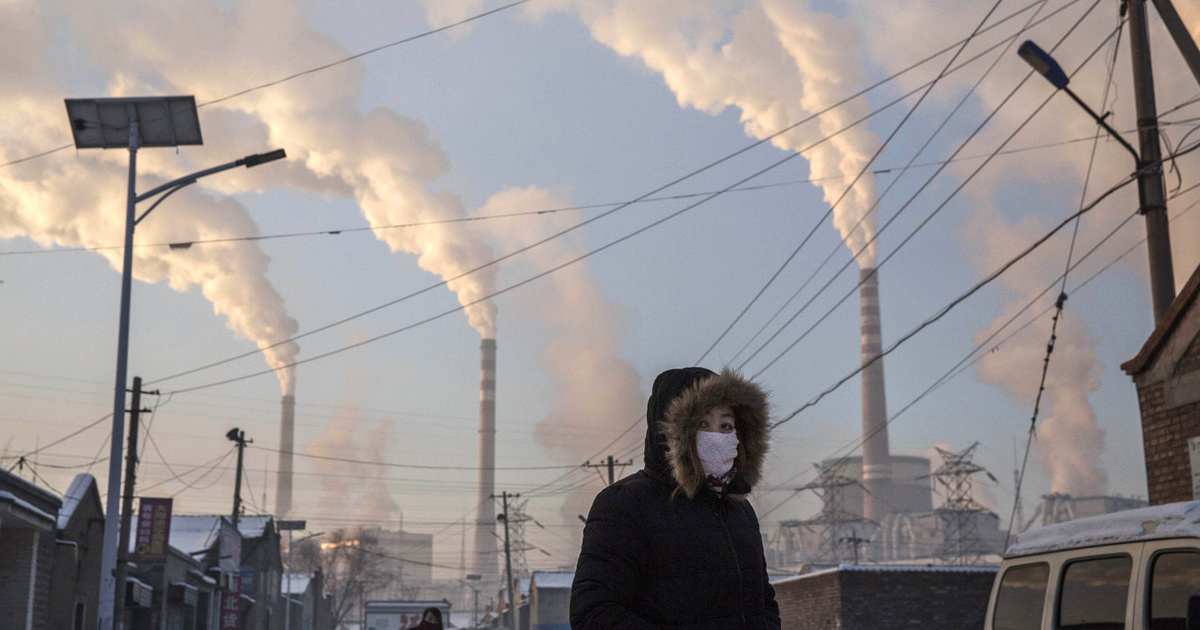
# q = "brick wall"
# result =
<box><xmin>774</xmin><ymin>567</ymin><xmax>996</xmax><ymax>630</ymax></box>
<box><xmin>1177</xmin><ymin>332</ymin><xmax>1200</xmax><ymax>375</ymax></box>
<box><xmin>1138</xmin><ymin>378</ymin><xmax>1200</xmax><ymax>505</ymax></box>
<box><xmin>774</xmin><ymin>571</ymin><xmax>839</xmax><ymax>630</ymax></box>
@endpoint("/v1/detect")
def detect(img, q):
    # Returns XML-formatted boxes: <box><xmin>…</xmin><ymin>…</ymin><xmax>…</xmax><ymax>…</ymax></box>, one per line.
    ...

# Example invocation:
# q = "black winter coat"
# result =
<box><xmin>571</xmin><ymin>368</ymin><xmax>781</xmax><ymax>630</ymax></box>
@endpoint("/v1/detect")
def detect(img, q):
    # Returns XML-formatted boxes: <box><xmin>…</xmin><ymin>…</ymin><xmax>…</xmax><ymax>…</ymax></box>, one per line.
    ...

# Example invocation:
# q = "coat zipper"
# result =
<box><xmin>713</xmin><ymin>500</ymin><xmax>748</xmax><ymax>627</ymax></box>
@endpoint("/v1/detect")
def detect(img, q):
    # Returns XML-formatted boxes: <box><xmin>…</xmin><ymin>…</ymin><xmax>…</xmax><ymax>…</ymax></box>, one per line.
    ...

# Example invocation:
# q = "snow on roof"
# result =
<box><xmin>0</xmin><ymin>490</ymin><xmax>57</xmax><ymax>524</ymax></box>
<box><xmin>768</xmin><ymin>564</ymin><xmax>997</xmax><ymax>587</ymax></box>
<box><xmin>531</xmin><ymin>571</ymin><xmax>574</xmax><ymax>590</ymax></box>
<box><xmin>57</xmin><ymin>474</ymin><xmax>97</xmax><ymax>530</ymax></box>
<box><xmin>1006</xmin><ymin>501</ymin><xmax>1200</xmax><ymax>557</ymax></box>
<box><xmin>282</xmin><ymin>574</ymin><xmax>311</xmax><ymax>595</ymax></box>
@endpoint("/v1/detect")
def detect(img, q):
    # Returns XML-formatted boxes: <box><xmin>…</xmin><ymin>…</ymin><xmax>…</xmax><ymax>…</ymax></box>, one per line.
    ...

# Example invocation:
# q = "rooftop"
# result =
<box><xmin>531</xmin><ymin>571</ymin><xmax>574</xmax><ymax>590</ymax></box>
<box><xmin>1006</xmin><ymin>501</ymin><xmax>1200</xmax><ymax>557</ymax></box>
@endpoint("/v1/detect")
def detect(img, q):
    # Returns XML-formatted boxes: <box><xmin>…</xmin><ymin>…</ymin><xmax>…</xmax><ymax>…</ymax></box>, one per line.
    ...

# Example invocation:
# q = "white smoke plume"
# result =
<box><xmin>1</xmin><ymin>0</ymin><xmax>499</xmax><ymax>405</ymax></box>
<box><xmin>306</xmin><ymin>404</ymin><xmax>401</xmax><ymax>523</ymax></box>
<box><xmin>429</xmin><ymin>0</ymin><xmax>886</xmax><ymax>268</ymax></box>
<box><xmin>0</xmin><ymin>1</ymin><xmax>300</xmax><ymax>394</ymax></box>
<box><xmin>478</xmin><ymin>186</ymin><xmax>643</xmax><ymax>545</ymax></box>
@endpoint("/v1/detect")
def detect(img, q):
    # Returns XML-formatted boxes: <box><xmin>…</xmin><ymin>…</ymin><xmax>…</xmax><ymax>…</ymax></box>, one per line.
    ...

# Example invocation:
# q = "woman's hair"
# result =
<box><xmin>421</xmin><ymin>607</ymin><xmax>443</xmax><ymax>626</ymax></box>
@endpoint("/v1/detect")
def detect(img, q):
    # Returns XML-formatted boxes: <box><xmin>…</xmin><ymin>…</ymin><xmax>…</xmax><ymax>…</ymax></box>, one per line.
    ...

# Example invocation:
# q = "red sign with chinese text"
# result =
<box><xmin>133</xmin><ymin>497</ymin><xmax>172</xmax><ymax>561</ymax></box>
<box><xmin>220</xmin><ymin>576</ymin><xmax>240</xmax><ymax>630</ymax></box>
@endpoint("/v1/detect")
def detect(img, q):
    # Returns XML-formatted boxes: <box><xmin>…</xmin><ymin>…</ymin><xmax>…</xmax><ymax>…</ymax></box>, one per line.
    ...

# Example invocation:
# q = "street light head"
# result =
<box><xmin>238</xmin><ymin>149</ymin><xmax>287</xmax><ymax>168</ymax></box>
<box><xmin>1018</xmin><ymin>41</ymin><xmax>1070</xmax><ymax>90</ymax></box>
<box><xmin>226</xmin><ymin>428</ymin><xmax>241</xmax><ymax>442</ymax></box>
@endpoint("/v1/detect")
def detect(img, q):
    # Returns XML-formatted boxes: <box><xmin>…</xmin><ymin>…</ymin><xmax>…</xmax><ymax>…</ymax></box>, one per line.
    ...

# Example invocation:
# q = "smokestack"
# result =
<box><xmin>860</xmin><ymin>268</ymin><xmax>891</xmax><ymax>522</ymax></box>
<box><xmin>472</xmin><ymin>339</ymin><xmax>498</xmax><ymax>578</ymax></box>
<box><xmin>276</xmin><ymin>394</ymin><xmax>295</xmax><ymax>517</ymax></box>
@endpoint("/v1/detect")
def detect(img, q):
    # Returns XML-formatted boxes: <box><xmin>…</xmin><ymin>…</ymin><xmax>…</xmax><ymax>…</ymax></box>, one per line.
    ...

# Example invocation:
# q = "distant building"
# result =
<box><xmin>360</xmin><ymin>528</ymin><xmax>434</xmax><ymax>599</ymax></box>
<box><xmin>1123</xmin><ymin>262</ymin><xmax>1200</xmax><ymax>505</ymax></box>
<box><xmin>529</xmin><ymin>572</ymin><xmax>572</xmax><ymax>630</ymax></box>
<box><xmin>820</xmin><ymin>456</ymin><xmax>934</xmax><ymax>518</ymax></box>
<box><xmin>50</xmin><ymin>474</ymin><xmax>104</xmax><ymax>630</ymax></box>
<box><xmin>282</xmin><ymin>571</ymin><xmax>332</xmax><ymax>630</ymax></box>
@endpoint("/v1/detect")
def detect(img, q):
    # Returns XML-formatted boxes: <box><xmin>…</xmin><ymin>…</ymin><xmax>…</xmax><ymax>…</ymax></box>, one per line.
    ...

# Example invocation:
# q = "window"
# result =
<box><xmin>993</xmin><ymin>563</ymin><xmax>1050</xmax><ymax>630</ymax></box>
<box><xmin>1149</xmin><ymin>551</ymin><xmax>1200</xmax><ymax>630</ymax></box>
<box><xmin>1057</xmin><ymin>555</ymin><xmax>1132</xmax><ymax>630</ymax></box>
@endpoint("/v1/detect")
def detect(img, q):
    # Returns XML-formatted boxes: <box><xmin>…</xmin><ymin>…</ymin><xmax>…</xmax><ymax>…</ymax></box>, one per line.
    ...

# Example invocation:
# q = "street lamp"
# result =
<box><xmin>461</xmin><ymin>574</ymin><xmax>482</xmax><ymax>629</ymax></box>
<box><xmin>64</xmin><ymin>95</ymin><xmax>286</xmax><ymax>630</ymax></box>
<box><xmin>1017</xmin><ymin>39</ymin><xmax>1175</xmax><ymax>323</ymax></box>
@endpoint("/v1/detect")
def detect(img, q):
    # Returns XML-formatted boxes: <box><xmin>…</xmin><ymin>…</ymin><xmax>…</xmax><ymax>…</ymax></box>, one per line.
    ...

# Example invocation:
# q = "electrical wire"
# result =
<box><xmin>246</xmin><ymin>444</ymin><xmax>579</xmax><ymax>471</ymax></box>
<box><xmin>143</xmin><ymin>0</ymin><xmax>1086</xmax><ymax>390</ymax></box>
<box><xmin>0</xmin><ymin>1</ymin><xmax>533</xmax><ymax>171</ymax></box>
<box><xmin>745</xmin><ymin>9</ymin><xmax>1114</xmax><ymax>380</ymax></box>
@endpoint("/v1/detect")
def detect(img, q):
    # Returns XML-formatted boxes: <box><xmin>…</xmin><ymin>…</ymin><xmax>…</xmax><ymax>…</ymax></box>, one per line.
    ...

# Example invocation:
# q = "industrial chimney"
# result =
<box><xmin>275</xmin><ymin>394</ymin><xmax>295</xmax><ymax>517</ymax></box>
<box><xmin>859</xmin><ymin>268</ymin><xmax>892</xmax><ymax>522</ymax></box>
<box><xmin>472</xmin><ymin>338</ymin><xmax>499</xmax><ymax>578</ymax></box>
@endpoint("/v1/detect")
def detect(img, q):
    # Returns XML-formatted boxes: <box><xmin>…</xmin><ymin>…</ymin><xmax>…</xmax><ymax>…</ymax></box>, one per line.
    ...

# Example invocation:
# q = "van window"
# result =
<box><xmin>1149</xmin><ymin>551</ymin><xmax>1200</xmax><ymax>630</ymax></box>
<box><xmin>1057</xmin><ymin>555</ymin><xmax>1132</xmax><ymax>630</ymax></box>
<box><xmin>993</xmin><ymin>563</ymin><xmax>1050</xmax><ymax>630</ymax></box>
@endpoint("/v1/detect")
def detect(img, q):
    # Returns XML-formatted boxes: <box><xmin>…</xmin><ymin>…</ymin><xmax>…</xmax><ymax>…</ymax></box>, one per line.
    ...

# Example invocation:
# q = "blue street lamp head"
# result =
<box><xmin>1018</xmin><ymin>40</ymin><xmax>1070</xmax><ymax>89</ymax></box>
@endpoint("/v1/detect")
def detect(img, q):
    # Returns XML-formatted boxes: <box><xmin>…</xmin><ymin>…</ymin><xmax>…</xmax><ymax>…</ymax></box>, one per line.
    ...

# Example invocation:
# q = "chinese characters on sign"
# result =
<box><xmin>220</xmin><ymin>577</ymin><xmax>241</xmax><ymax>630</ymax></box>
<box><xmin>133</xmin><ymin>497</ymin><xmax>172</xmax><ymax>561</ymax></box>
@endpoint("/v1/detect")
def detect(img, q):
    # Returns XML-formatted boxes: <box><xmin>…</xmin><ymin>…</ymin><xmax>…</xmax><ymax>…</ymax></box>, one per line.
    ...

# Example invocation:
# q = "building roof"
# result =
<box><xmin>1122</xmin><ymin>262</ymin><xmax>1200</xmax><ymax>375</ymax></box>
<box><xmin>58</xmin><ymin>474</ymin><xmax>100</xmax><ymax>530</ymax></box>
<box><xmin>282</xmin><ymin>574</ymin><xmax>311</xmax><ymax>595</ymax></box>
<box><xmin>0</xmin><ymin>467</ymin><xmax>63</xmax><ymax>512</ymax></box>
<box><xmin>1006</xmin><ymin>501</ymin><xmax>1200</xmax><ymax>557</ymax></box>
<box><xmin>531</xmin><ymin>571</ymin><xmax>574</xmax><ymax>590</ymax></box>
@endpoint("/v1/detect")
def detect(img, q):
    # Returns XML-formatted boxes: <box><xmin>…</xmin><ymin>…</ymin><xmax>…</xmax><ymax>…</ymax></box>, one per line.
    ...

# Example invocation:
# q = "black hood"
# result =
<box><xmin>643</xmin><ymin>367</ymin><xmax>717</xmax><ymax>478</ymax></box>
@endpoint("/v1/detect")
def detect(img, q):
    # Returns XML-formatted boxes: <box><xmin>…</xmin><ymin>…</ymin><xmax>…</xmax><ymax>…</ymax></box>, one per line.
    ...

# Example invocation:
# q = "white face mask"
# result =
<box><xmin>695</xmin><ymin>430</ymin><xmax>739</xmax><ymax>477</ymax></box>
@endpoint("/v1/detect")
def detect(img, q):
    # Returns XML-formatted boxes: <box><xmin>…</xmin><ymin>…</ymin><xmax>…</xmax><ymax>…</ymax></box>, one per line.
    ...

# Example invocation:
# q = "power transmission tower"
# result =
<box><xmin>931</xmin><ymin>443</ymin><xmax>995</xmax><ymax>565</ymax></box>
<box><xmin>507</xmin><ymin>498</ymin><xmax>531</xmax><ymax>579</ymax></box>
<box><xmin>791</xmin><ymin>461</ymin><xmax>868</xmax><ymax>565</ymax></box>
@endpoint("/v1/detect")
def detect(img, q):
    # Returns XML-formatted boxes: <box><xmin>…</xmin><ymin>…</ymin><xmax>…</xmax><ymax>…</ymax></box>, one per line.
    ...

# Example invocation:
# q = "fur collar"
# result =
<box><xmin>659</xmin><ymin>369</ymin><xmax>770</xmax><ymax>499</ymax></box>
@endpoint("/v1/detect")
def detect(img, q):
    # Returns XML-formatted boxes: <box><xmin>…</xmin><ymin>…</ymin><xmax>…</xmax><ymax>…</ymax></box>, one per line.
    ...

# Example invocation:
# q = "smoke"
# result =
<box><xmin>477</xmin><ymin>186</ymin><xmax>643</xmax><ymax>539</ymax></box>
<box><xmin>967</xmin><ymin>205</ymin><xmax>1108</xmax><ymax>496</ymax></box>
<box><xmin>0</xmin><ymin>0</ymin><xmax>499</xmax><ymax>413</ymax></box>
<box><xmin>306</xmin><ymin>404</ymin><xmax>401</xmax><ymax>523</ymax></box>
<box><xmin>500</xmin><ymin>0</ymin><xmax>884</xmax><ymax>268</ymax></box>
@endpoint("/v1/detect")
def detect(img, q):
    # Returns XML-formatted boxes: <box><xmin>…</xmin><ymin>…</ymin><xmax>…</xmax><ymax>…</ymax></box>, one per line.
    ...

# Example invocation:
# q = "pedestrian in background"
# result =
<box><xmin>407</xmin><ymin>607</ymin><xmax>443</xmax><ymax>630</ymax></box>
<box><xmin>570</xmin><ymin>367</ymin><xmax>780</xmax><ymax>629</ymax></box>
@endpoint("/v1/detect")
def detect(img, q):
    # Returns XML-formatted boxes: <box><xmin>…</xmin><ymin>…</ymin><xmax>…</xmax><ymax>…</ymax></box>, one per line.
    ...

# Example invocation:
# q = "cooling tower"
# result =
<box><xmin>275</xmin><ymin>394</ymin><xmax>295</xmax><ymax>517</ymax></box>
<box><xmin>860</xmin><ymin>268</ymin><xmax>892</xmax><ymax>522</ymax></box>
<box><xmin>472</xmin><ymin>338</ymin><xmax>499</xmax><ymax>577</ymax></box>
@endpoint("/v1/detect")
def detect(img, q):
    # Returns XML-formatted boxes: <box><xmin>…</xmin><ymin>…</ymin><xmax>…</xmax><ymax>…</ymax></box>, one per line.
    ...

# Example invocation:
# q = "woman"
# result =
<box><xmin>406</xmin><ymin>607</ymin><xmax>442</xmax><ymax>630</ymax></box>
<box><xmin>571</xmin><ymin>367</ymin><xmax>780</xmax><ymax>629</ymax></box>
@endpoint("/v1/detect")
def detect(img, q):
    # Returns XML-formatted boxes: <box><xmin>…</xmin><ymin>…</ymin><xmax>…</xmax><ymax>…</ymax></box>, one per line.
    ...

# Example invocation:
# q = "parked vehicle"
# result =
<box><xmin>985</xmin><ymin>501</ymin><xmax>1200</xmax><ymax>630</ymax></box>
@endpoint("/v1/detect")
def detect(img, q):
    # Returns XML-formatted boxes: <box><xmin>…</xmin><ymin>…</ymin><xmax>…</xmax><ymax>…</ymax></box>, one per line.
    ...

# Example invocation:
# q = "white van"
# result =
<box><xmin>984</xmin><ymin>501</ymin><xmax>1200</xmax><ymax>630</ymax></box>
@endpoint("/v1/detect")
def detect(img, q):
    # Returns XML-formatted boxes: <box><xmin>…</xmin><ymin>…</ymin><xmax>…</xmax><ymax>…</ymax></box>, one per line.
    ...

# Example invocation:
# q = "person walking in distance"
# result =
<box><xmin>571</xmin><ymin>367</ymin><xmax>780</xmax><ymax>629</ymax></box>
<box><xmin>406</xmin><ymin>607</ymin><xmax>443</xmax><ymax>630</ymax></box>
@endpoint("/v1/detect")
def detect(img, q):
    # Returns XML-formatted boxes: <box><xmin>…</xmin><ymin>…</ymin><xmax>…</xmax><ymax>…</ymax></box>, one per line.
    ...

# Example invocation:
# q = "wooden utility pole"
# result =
<box><xmin>1127</xmin><ymin>0</ymin><xmax>1176</xmax><ymax>323</ymax></box>
<box><xmin>226</xmin><ymin>428</ymin><xmax>251</xmax><ymax>529</ymax></box>
<box><xmin>113</xmin><ymin>376</ymin><xmax>154</xmax><ymax>630</ymax></box>
<box><xmin>583</xmin><ymin>456</ymin><xmax>633</xmax><ymax>486</ymax></box>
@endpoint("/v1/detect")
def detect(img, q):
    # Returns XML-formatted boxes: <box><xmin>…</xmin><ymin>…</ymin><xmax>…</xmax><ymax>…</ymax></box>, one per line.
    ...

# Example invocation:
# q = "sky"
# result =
<box><xmin>2</xmin><ymin>0</ymin><xmax>1200</xmax><ymax>579</ymax></box>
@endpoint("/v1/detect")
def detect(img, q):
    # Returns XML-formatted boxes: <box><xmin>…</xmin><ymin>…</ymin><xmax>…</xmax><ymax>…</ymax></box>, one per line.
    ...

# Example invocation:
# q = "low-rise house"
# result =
<box><xmin>0</xmin><ymin>467</ymin><xmax>61</xmax><ymax>630</ymax></box>
<box><xmin>529</xmin><ymin>572</ymin><xmax>572</xmax><ymax>630</ymax></box>
<box><xmin>50</xmin><ymin>474</ymin><xmax>104</xmax><ymax>630</ymax></box>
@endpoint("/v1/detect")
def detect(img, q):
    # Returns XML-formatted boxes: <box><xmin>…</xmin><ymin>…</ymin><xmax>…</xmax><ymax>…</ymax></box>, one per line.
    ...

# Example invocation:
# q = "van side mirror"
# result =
<box><xmin>1188</xmin><ymin>595</ymin><xmax>1200</xmax><ymax>630</ymax></box>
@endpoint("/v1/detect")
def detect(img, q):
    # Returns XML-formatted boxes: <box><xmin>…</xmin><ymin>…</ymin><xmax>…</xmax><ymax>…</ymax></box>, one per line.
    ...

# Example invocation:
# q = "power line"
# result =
<box><xmin>143</xmin><ymin>0</ymin><xmax>1082</xmax><ymax>390</ymax></box>
<box><xmin>0</xmin><ymin>0</ymin><xmax>533</xmax><ymax>171</ymax></box>
<box><xmin>745</xmin><ymin>7</ymin><xmax>1113</xmax><ymax>379</ymax></box>
<box><xmin>248</xmin><ymin>444</ymin><xmax>578</xmax><ymax>472</ymax></box>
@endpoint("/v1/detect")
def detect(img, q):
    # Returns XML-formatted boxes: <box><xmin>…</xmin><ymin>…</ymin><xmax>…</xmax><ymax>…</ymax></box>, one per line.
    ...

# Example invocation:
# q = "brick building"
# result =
<box><xmin>1122</xmin><ymin>263</ymin><xmax>1200</xmax><ymax>505</ymax></box>
<box><xmin>0</xmin><ymin>468</ymin><xmax>61</xmax><ymax>630</ymax></box>
<box><xmin>772</xmin><ymin>565</ymin><xmax>996</xmax><ymax>630</ymax></box>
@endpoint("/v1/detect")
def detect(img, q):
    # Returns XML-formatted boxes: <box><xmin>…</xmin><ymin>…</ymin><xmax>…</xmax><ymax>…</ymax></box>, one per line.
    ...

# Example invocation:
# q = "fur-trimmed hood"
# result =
<box><xmin>644</xmin><ymin>367</ymin><xmax>770</xmax><ymax>499</ymax></box>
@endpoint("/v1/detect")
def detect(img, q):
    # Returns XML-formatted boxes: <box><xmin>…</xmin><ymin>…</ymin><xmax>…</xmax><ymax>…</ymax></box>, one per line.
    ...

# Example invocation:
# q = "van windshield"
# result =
<box><xmin>1058</xmin><ymin>555</ymin><xmax>1132</xmax><ymax>630</ymax></box>
<box><xmin>993</xmin><ymin>563</ymin><xmax>1049</xmax><ymax>630</ymax></box>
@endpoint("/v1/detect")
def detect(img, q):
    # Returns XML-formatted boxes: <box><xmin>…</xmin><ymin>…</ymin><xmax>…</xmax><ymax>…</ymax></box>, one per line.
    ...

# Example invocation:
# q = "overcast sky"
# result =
<box><xmin>3</xmin><ymin>0</ymin><xmax>1200</xmax><ymax>576</ymax></box>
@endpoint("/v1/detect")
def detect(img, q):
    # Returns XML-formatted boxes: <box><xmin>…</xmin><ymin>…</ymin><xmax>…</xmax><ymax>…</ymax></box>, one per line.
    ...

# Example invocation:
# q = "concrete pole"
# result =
<box><xmin>98</xmin><ymin>104</ymin><xmax>139</xmax><ymax>630</ymax></box>
<box><xmin>1128</xmin><ymin>0</ymin><xmax>1176</xmax><ymax>323</ymax></box>
<box><xmin>113</xmin><ymin>377</ymin><xmax>144</xmax><ymax>628</ymax></box>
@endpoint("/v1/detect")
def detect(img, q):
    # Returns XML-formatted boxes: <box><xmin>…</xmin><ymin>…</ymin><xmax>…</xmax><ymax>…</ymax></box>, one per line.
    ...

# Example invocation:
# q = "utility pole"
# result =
<box><xmin>226</xmin><ymin>428</ymin><xmax>251</xmax><ymax>529</ymax></box>
<box><xmin>839</xmin><ymin>528</ymin><xmax>870</xmax><ymax>565</ymax></box>
<box><xmin>583</xmin><ymin>456</ymin><xmax>633</xmax><ymax>486</ymax></box>
<box><xmin>113</xmin><ymin>377</ymin><xmax>155</xmax><ymax>630</ymax></box>
<box><xmin>493</xmin><ymin>491</ymin><xmax>519</xmax><ymax>630</ymax></box>
<box><xmin>1127</xmin><ymin>0</ymin><xmax>1176</xmax><ymax>323</ymax></box>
